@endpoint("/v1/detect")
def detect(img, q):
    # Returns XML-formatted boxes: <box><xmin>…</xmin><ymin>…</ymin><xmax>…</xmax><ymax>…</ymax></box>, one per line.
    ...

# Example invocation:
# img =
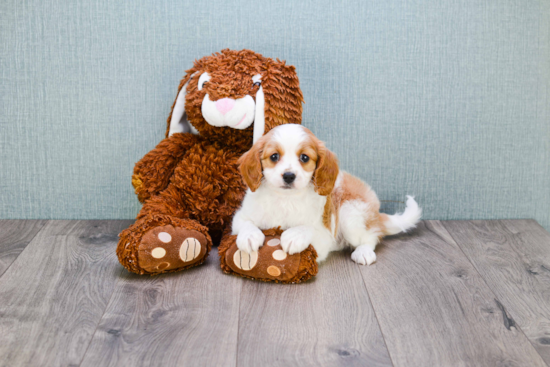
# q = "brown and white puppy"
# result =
<box><xmin>232</xmin><ymin>124</ymin><xmax>421</xmax><ymax>265</ymax></box>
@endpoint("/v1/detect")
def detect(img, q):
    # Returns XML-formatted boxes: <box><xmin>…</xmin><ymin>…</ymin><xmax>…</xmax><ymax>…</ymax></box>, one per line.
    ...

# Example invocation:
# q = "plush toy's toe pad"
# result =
<box><xmin>138</xmin><ymin>225</ymin><xmax>207</xmax><ymax>273</ymax></box>
<box><xmin>225</xmin><ymin>235</ymin><xmax>302</xmax><ymax>282</ymax></box>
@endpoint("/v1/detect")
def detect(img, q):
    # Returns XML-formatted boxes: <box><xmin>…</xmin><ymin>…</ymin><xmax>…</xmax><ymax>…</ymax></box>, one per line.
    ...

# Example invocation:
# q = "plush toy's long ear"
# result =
<box><xmin>260</xmin><ymin>60</ymin><xmax>304</xmax><ymax>136</ymax></box>
<box><xmin>166</xmin><ymin>70</ymin><xmax>199</xmax><ymax>138</ymax></box>
<box><xmin>253</xmin><ymin>82</ymin><xmax>265</xmax><ymax>144</ymax></box>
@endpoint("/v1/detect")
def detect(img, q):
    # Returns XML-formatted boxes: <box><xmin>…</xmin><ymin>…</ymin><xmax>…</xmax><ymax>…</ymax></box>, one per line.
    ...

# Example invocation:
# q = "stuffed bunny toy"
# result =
<box><xmin>117</xmin><ymin>49</ymin><xmax>317</xmax><ymax>283</ymax></box>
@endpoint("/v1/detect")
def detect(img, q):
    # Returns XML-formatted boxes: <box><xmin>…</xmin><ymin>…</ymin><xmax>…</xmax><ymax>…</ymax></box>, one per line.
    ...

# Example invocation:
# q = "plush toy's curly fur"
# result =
<box><xmin>117</xmin><ymin>49</ymin><xmax>308</xmax><ymax>276</ymax></box>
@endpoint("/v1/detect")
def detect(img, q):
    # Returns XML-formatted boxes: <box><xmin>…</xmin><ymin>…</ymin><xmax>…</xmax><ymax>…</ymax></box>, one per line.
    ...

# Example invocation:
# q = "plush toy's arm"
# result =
<box><xmin>132</xmin><ymin>132</ymin><xmax>200</xmax><ymax>203</ymax></box>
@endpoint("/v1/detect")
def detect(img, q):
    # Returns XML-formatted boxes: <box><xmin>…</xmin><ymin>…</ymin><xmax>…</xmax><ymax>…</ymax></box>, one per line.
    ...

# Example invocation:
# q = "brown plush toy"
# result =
<box><xmin>117</xmin><ymin>49</ymin><xmax>318</xmax><ymax>282</ymax></box>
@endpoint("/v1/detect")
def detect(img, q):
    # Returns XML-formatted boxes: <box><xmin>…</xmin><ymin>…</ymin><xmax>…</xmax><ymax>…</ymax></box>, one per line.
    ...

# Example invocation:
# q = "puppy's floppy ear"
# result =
<box><xmin>238</xmin><ymin>136</ymin><xmax>267</xmax><ymax>192</ymax></box>
<box><xmin>165</xmin><ymin>67</ymin><xmax>200</xmax><ymax>138</ymax></box>
<box><xmin>313</xmin><ymin>141</ymin><xmax>339</xmax><ymax>196</ymax></box>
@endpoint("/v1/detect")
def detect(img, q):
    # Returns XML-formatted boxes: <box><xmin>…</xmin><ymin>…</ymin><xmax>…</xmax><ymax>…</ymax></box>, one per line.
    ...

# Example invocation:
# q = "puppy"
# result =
<box><xmin>231</xmin><ymin>124</ymin><xmax>421</xmax><ymax>265</ymax></box>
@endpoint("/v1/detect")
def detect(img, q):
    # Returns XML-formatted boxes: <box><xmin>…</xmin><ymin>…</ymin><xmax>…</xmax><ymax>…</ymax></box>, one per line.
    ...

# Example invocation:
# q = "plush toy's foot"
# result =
<box><xmin>219</xmin><ymin>228</ymin><xmax>318</xmax><ymax>284</ymax></box>
<box><xmin>137</xmin><ymin>225</ymin><xmax>208</xmax><ymax>273</ymax></box>
<box><xmin>117</xmin><ymin>215</ymin><xmax>212</xmax><ymax>275</ymax></box>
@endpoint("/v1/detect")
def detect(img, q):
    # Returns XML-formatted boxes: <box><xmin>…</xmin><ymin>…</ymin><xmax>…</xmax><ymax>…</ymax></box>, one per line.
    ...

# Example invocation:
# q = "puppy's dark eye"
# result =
<box><xmin>201</xmin><ymin>81</ymin><xmax>208</xmax><ymax>89</ymax></box>
<box><xmin>300</xmin><ymin>154</ymin><xmax>310</xmax><ymax>163</ymax></box>
<box><xmin>253</xmin><ymin>81</ymin><xmax>261</xmax><ymax>87</ymax></box>
<box><xmin>270</xmin><ymin>153</ymin><xmax>279</xmax><ymax>162</ymax></box>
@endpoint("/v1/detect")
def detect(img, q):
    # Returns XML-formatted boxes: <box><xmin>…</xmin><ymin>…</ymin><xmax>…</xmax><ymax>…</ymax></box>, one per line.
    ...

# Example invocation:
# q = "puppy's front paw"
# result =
<box><xmin>281</xmin><ymin>227</ymin><xmax>312</xmax><ymax>255</ymax></box>
<box><xmin>236</xmin><ymin>227</ymin><xmax>265</xmax><ymax>254</ymax></box>
<box><xmin>351</xmin><ymin>246</ymin><xmax>377</xmax><ymax>265</ymax></box>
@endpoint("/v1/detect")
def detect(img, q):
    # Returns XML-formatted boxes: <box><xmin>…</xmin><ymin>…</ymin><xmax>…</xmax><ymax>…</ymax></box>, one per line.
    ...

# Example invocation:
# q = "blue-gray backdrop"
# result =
<box><xmin>1</xmin><ymin>0</ymin><xmax>549</xmax><ymax>230</ymax></box>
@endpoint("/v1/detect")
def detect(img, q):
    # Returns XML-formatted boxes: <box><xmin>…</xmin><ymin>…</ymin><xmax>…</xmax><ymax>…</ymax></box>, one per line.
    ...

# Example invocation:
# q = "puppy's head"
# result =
<box><xmin>238</xmin><ymin>125</ymin><xmax>339</xmax><ymax>195</ymax></box>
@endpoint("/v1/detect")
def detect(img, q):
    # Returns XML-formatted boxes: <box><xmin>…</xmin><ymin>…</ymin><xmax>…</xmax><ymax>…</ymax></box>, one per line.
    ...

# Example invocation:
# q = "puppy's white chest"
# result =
<box><xmin>244</xmin><ymin>187</ymin><xmax>326</xmax><ymax>230</ymax></box>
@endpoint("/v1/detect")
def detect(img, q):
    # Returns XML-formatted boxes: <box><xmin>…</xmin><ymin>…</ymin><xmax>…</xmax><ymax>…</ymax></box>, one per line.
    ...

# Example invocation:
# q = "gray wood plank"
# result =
<box><xmin>236</xmin><ymin>251</ymin><xmax>392</xmax><ymax>367</ymax></box>
<box><xmin>79</xmin><ymin>250</ymin><xmax>243</xmax><ymax>367</ymax></box>
<box><xmin>358</xmin><ymin>221</ymin><xmax>546</xmax><ymax>367</ymax></box>
<box><xmin>443</xmin><ymin>219</ymin><xmax>550</xmax><ymax>364</ymax></box>
<box><xmin>0</xmin><ymin>220</ymin><xmax>48</xmax><ymax>276</ymax></box>
<box><xmin>0</xmin><ymin>220</ymin><xmax>132</xmax><ymax>367</ymax></box>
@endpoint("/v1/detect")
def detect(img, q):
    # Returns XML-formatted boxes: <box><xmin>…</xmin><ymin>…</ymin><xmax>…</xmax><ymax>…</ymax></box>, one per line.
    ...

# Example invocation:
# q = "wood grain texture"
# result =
<box><xmin>359</xmin><ymin>221</ymin><xmax>546</xmax><ymax>367</ymax></box>
<box><xmin>0</xmin><ymin>220</ymin><xmax>47</xmax><ymax>276</ymax></box>
<box><xmin>1</xmin><ymin>219</ymin><xmax>549</xmax><ymax>366</ymax></box>
<box><xmin>443</xmin><ymin>219</ymin><xmax>550</xmax><ymax>364</ymax></box>
<box><xmin>79</xmin><ymin>250</ymin><xmax>243</xmax><ymax>367</ymax></box>
<box><xmin>0</xmin><ymin>220</ymin><xmax>132</xmax><ymax>367</ymax></box>
<box><xmin>236</xmin><ymin>251</ymin><xmax>392</xmax><ymax>367</ymax></box>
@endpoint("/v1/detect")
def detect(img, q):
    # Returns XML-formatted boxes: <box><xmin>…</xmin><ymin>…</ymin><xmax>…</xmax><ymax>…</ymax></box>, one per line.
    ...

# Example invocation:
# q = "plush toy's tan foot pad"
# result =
<box><xmin>138</xmin><ymin>225</ymin><xmax>207</xmax><ymax>273</ymax></box>
<box><xmin>224</xmin><ymin>236</ymin><xmax>302</xmax><ymax>282</ymax></box>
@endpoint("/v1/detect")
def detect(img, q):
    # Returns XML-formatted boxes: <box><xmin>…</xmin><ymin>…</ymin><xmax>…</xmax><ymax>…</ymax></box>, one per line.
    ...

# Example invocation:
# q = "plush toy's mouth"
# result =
<box><xmin>201</xmin><ymin>94</ymin><xmax>256</xmax><ymax>131</ymax></box>
<box><xmin>234</xmin><ymin>113</ymin><xmax>247</xmax><ymax>127</ymax></box>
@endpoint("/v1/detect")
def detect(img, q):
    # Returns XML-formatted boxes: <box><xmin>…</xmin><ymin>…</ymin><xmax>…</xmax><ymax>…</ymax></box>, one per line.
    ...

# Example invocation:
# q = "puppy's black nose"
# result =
<box><xmin>282</xmin><ymin>172</ymin><xmax>296</xmax><ymax>184</ymax></box>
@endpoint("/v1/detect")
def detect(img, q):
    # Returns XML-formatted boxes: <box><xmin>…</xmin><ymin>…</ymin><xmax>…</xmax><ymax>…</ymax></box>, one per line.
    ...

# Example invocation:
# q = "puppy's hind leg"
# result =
<box><xmin>339</xmin><ymin>201</ymin><xmax>383</xmax><ymax>266</ymax></box>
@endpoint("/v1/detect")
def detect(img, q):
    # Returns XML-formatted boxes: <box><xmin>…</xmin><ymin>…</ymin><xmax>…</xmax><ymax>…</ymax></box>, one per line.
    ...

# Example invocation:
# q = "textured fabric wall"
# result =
<box><xmin>1</xmin><ymin>0</ymin><xmax>549</xmax><ymax>230</ymax></box>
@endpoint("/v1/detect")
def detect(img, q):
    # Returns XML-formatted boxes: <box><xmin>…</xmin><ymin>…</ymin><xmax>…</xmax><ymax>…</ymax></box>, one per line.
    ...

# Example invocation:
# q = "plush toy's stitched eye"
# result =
<box><xmin>252</xmin><ymin>74</ymin><xmax>262</xmax><ymax>88</ymax></box>
<box><xmin>197</xmin><ymin>72</ymin><xmax>211</xmax><ymax>91</ymax></box>
<box><xmin>300</xmin><ymin>154</ymin><xmax>310</xmax><ymax>163</ymax></box>
<box><xmin>270</xmin><ymin>153</ymin><xmax>279</xmax><ymax>162</ymax></box>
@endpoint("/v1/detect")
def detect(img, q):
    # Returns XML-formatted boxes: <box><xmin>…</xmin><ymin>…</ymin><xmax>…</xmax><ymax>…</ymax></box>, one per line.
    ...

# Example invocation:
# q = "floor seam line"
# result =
<box><xmin>500</xmin><ymin>220</ymin><xmax>550</xmax><ymax>264</ymax></box>
<box><xmin>355</xmin><ymin>259</ymin><xmax>397</xmax><ymax>367</ymax></box>
<box><xmin>234</xmin><ymin>280</ymin><xmax>243</xmax><ymax>367</ymax></box>
<box><xmin>439</xmin><ymin>220</ymin><xmax>549</xmax><ymax>367</ymax></box>
<box><xmin>0</xmin><ymin>220</ymin><xmax>50</xmax><ymax>278</ymax></box>
<box><xmin>77</xmin><ymin>266</ymin><xmax>125</xmax><ymax>367</ymax></box>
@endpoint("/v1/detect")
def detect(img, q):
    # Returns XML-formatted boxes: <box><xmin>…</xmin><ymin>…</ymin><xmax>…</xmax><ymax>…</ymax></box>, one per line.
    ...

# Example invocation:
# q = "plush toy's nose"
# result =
<box><xmin>215</xmin><ymin>98</ymin><xmax>235</xmax><ymax>115</ymax></box>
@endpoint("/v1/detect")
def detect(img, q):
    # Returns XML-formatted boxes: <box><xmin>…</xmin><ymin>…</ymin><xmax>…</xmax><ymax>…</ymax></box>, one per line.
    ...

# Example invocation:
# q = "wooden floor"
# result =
<box><xmin>0</xmin><ymin>220</ymin><xmax>549</xmax><ymax>366</ymax></box>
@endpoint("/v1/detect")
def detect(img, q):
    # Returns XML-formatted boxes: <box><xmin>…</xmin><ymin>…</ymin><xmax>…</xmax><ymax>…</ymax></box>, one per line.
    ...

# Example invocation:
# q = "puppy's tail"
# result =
<box><xmin>382</xmin><ymin>196</ymin><xmax>422</xmax><ymax>236</ymax></box>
